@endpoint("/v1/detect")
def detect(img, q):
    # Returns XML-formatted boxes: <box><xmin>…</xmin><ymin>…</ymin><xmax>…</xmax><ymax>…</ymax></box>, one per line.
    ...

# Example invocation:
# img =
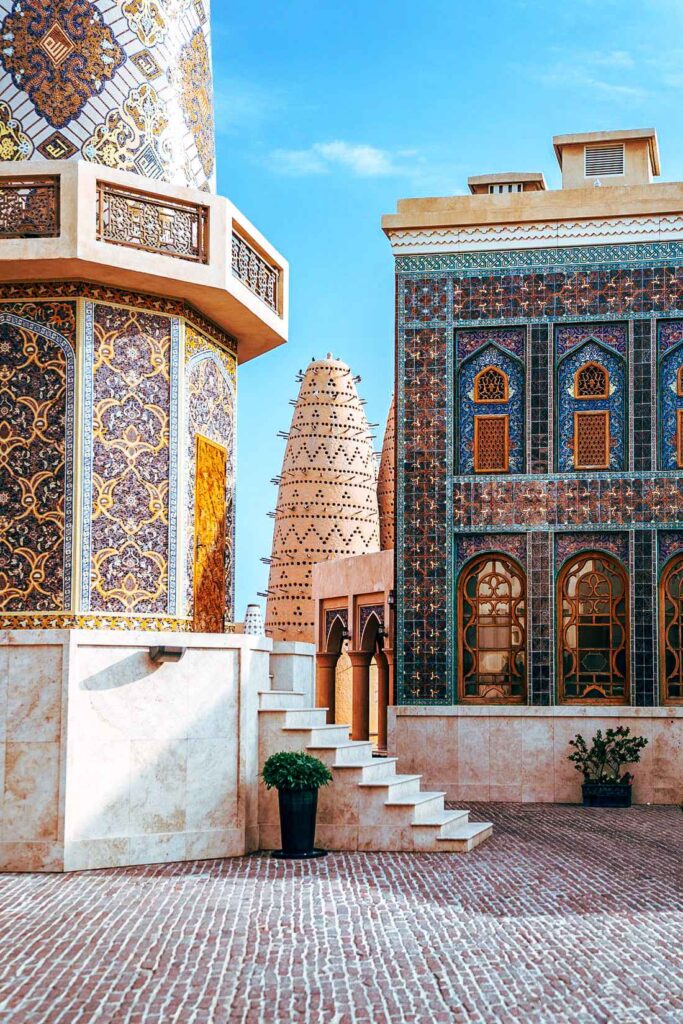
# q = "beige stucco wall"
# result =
<box><xmin>389</xmin><ymin>706</ymin><xmax>683</xmax><ymax>805</ymax></box>
<box><xmin>559</xmin><ymin>139</ymin><xmax>653</xmax><ymax>189</ymax></box>
<box><xmin>0</xmin><ymin>630</ymin><xmax>271</xmax><ymax>871</ymax></box>
<box><xmin>313</xmin><ymin>549</ymin><xmax>394</xmax><ymax>649</ymax></box>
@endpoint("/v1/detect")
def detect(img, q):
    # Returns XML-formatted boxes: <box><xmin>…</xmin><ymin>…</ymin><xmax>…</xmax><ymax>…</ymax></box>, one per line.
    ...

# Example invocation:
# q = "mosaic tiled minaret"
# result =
<box><xmin>377</xmin><ymin>395</ymin><xmax>395</xmax><ymax>551</ymax></box>
<box><xmin>265</xmin><ymin>356</ymin><xmax>380</xmax><ymax>643</ymax></box>
<box><xmin>0</xmin><ymin>0</ymin><xmax>215</xmax><ymax>190</ymax></box>
<box><xmin>0</xmin><ymin>0</ymin><xmax>287</xmax><ymax>632</ymax></box>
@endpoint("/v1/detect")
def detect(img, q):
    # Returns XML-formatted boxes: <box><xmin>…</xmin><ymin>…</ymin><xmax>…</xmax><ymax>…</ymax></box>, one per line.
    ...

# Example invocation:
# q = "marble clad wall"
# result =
<box><xmin>0</xmin><ymin>630</ymin><xmax>270</xmax><ymax>871</ymax></box>
<box><xmin>390</xmin><ymin>707</ymin><xmax>683</xmax><ymax>805</ymax></box>
<box><xmin>0</xmin><ymin>0</ymin><xmax>215</xmax><ymax>190</ymax></box>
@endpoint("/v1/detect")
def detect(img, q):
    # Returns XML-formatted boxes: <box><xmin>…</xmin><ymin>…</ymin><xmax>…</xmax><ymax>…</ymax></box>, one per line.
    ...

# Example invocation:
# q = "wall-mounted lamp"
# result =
<box><xmin>387</xmin><ymin>590</ymin><xmax>396</xmax><ymax>609</ymax></box>
<box><xmin>149</xmin><ymin>646</ymin><xmax>186</xmax><ymax>664</ymax></box>
<box><xmin>341</xmin><ymin>627</ymin><xmax>352</xmax><ymax>645</ymax></box>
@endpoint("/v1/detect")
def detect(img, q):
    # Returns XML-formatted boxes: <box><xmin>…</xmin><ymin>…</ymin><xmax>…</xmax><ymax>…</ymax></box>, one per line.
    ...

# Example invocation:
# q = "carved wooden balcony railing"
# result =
<box><xmin>231</xmin><ymin>229</ymin><xmax>279</xmax><ymax>312</ymax></box>
<box><xmin>0</xmin><ymin>176</ymin><xmax>60</xmax><ymax>238</ymax></box>
<box><xmin>96</xmin><ymin>182</ymin><xmax>209</xmax><ymax>263</ymax></box>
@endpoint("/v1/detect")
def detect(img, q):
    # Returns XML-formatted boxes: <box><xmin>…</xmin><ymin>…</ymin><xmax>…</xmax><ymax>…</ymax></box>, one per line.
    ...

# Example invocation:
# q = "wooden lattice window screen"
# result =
<box><xmin>474</xmin><ymin>414</ymin><xmax>509</xmax><ymax>473</ymax></box>
<box><xmin>574</xmin><ymin>410</ymin><xmax>610</xmax><ymax>470</ymax></box>
<box><xmin>558</xmin><ymin>553</ymin><xmax>629</xmax><ymax>703</ymax></box>
<box><xmin>474</xmin><ymin>365</ymin><xmax>508</xmax><ymax>403</ymax></box>
<box><xmin>458</xmin><ymin>555</ymin><xmax>526</xmax><ymax>703</ymax></box>
<box><xmin>677</xmin><ymin>366</ymin><xmax>683</xmax><ymax>397</ymax></box>
<box><xmin>575</xmin><ymin>362</ymin><xmax>609</xmax><ymax>399</ymax></box>
<box><xmin>661</xmin><ymin>556</ymin><xmax>683</xmax><ymax>704</ymax></box>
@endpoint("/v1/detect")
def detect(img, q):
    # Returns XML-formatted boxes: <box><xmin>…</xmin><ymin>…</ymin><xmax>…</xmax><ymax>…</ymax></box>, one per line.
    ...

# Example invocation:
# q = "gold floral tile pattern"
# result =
<box><xmin>0</xmin><ymin>99</ymin><xmax>33</xmax><ymax>160</ymax></box>
<box><xmin>0</xmin><ymin>0</ymin><xmax>125</xmax><ymax>129</ymax></box>
<box><xmin>90</xmin><ymin>305</ymin><xmax>171</xmax><ymax>613</ymax></box>
<box><xmin>0</xmin><ymin>304</ymin><xmax>76</xmax><ymax>611</ymax></box>
<box><xmin>184</xmin><ymin>326</ymin><xmax>236</xmax><ymax>622</ymax></box>
<box><xmin>176</xmin><ymin>28</ymin><xmax>214</xmax><ymax>179</ymax></box>
<box><xmin>0</xmin><ymin>0</ymin><xmax>215</xmax><ymax>190</ymax></box>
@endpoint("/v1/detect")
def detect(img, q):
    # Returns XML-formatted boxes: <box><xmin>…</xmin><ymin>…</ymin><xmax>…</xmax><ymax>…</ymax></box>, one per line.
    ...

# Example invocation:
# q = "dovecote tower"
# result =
<box><xmin>265</xmin><ymin>355</ymin><xmax>380</xmax><ymax>642</ymax></box>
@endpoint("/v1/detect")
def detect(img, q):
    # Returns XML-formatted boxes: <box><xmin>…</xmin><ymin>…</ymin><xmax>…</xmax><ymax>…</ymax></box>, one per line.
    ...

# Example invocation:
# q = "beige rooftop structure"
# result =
<box><xmin>467</xmin><ymin>172</ymin><xmax>546</xmax><ymax>194</ymax></box>
<box><xmin>553</xmin><ymin>128</ymin><xmax>660</xmax><ymax>190</ymax></box>
<box><xmin>265</xmin><ymin>356</ymin><xmax>380</xmax><ymax>643</ymax></box>
<box><xmin>381</xmin><ymin>128</ymin><xmax>679</xmax><ymax>255</ymax></box>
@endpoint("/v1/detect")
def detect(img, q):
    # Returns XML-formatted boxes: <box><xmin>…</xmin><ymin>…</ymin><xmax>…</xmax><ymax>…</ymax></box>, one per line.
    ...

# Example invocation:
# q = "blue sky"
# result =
<box><xmin>212</xmin><ymin>0</ymin><xmax>683</xmax><ymax>616</ymax></box>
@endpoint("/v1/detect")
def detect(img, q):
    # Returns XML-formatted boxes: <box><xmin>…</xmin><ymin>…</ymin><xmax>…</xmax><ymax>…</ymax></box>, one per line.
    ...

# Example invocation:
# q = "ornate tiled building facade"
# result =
<box><xmin>0</xmin><ymin>286</ymin><xmax>236</xmax><ymax>630</ymax></box>
<box><xmin>395</xmin><ymin>242</ymin><xmax>683</xmax><ymax>706</ymax></box>
<box><xmin>0</xmin><ymin>0</ymin><xmax>215</xmax><ymax>190</ymax></box>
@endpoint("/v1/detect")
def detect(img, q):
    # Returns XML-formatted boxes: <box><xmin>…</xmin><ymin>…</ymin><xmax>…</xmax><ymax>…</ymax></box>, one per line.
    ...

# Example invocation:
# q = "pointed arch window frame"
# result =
<box><xmin>457</xmin><ymin>552</ymin><xmax>527</xmax><ymax>705</ymax></box>
<box><xmin>574</xmin><ymin>360</ymin><xmax>610</xmax><ymax>400</ymax></box>
<box><xmin>660</xmin><ymin>554</ymin><xmax>683</xmax><ymax>705</ymax></box>
<box><xmin>473</xmin><ymin>364</ymin><xmax>510</xmax><ymax>404</ymax></box>
<box><xmin>555</xmin><ymin>334</ymin><xmax>626</xmax><ymax>474</ymax></box>
<box><xmin>556</xmin><ymin>550</ymin><xmax>630</xmax><ymax>705</ymax></box>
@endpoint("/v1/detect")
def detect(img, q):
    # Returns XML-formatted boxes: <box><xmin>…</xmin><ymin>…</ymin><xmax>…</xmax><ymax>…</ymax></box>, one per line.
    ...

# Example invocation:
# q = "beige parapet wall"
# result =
<box><xmin>0</xmin><ymin>630</ymin><xmax>277</xmax><ymax>872</ymax></box>
<box><xmin>389</xmin><ymin>706</ymin><xmax>683</xmax><ymax>805</ymax></box>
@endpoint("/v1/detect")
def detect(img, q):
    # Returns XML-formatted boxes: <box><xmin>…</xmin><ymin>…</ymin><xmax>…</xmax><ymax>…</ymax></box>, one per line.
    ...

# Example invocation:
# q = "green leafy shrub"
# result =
<box><xmin>568</xmin><ymin>726</ymin><xmax>648</xmax><ymax>784</ymax></box>
<box><xmin>261</xmin><ymin>751</ymin><xmax>333</xmax><ymax>792</ymax></box>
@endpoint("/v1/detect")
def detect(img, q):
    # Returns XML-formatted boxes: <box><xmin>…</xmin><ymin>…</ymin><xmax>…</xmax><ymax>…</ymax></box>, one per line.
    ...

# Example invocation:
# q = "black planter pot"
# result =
<box><xmin>582</xmin><ymin>782</ymin><xmax>632</xmax><ymax>808</ymax></box>
<box><xmin>272</xmin><ymin>788</ymin><xmax>327</xmax><ymax>859</ymax></box>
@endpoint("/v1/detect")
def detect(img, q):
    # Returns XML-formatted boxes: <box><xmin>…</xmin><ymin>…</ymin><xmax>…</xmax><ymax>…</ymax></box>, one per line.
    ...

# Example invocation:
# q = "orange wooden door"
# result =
<box><xmin>193</xmin><ymin>436</ymin><xmax>227</xmax><ymax>633</ymax></box>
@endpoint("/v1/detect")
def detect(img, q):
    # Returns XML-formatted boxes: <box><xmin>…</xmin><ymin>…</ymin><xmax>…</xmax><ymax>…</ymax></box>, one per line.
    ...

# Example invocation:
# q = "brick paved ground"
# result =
<box><xmin>0</xmin><ymin>804</ymin><xmax>681</xmax><ymax>1024</ymax></box>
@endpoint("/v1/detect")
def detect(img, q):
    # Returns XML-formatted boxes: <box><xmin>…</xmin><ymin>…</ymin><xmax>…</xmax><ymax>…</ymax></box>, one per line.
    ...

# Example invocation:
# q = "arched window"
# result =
<box><xmin>474</xmin><ymin>365</ymin><xmax>509</xmax><ymax>403</ymax></box>
<box><xmin>458</xmin><ymin>555</ymin><xmax>526</xmax><ymax>703</ymax></box>
<box><xmin>557</xmin><ymin>553</ymin><xmax>628</xmax><ymax>703</ymax></box>
<box><xmin>660</xmin><ymin>556</ymin><xmax>683</xmax><ymax>704</ymax></box>
<box><xmin>574</xmin><ymin>361</ymin><xmax>609</xmax><ymax>399</ymax></box>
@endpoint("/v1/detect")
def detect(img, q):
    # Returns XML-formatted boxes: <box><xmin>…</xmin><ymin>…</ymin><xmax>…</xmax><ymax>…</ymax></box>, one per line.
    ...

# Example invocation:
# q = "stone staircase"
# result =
<box><xmin>258</xmin><ymin>689</ymin><xmax>493</xmax><ymax>853</ymax></box>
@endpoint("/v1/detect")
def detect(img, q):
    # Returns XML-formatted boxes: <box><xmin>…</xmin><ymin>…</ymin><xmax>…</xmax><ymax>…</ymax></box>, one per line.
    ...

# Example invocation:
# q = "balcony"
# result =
<box><xmin>0</xmin><ymin>175</ymin><xmax>60</xmax><ymax>238</ymax></box>
<box><xmin>0</xmin><ymin>160</ymin><xmax>288</xmax><ymax>364</ymax></box>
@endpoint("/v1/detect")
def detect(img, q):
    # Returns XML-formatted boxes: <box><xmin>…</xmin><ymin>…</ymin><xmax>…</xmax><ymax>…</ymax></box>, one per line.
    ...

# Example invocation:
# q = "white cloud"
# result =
<box><xmin>525</xmin><ymin>48</ymin><xmax>648</xmax><ymax>103</ymax></box>
<box><xmin>269</xmin><ymin>140</ymin><xmax>421</xmax><ymax>178</ymax></box>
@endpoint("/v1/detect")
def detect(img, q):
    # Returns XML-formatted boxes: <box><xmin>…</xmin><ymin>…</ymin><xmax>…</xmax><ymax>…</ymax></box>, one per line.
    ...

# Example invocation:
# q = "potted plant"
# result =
<box><xmin>262</xmin><ymin>751</ymin><xmax>332</xmax><ymax>859</ymax></box>
<box><xmin>568</xmin><ymin>726</ymin><xmax>648</xmax><ymax>808</ymax></box>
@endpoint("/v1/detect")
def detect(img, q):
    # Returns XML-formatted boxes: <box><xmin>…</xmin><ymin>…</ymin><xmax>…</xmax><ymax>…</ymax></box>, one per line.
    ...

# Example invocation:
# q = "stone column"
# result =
<box><xmin>376</xmin><ymin>651</ymin><xmax>390</xmax><ymax>751</ymax></box>
<box><xmin>384</xmin><ymin>648</ymin><xmax>395</xmax><ymax>706</ymax></box>
<box><xmin>316</xmin><ymin>653</ymin><xmax>338</xmax><ymax>724</ymax></box>
<box><xmin>348</xmin><ymin>651</ymin><xmax>373</xmax><ymax>741</ymax></box>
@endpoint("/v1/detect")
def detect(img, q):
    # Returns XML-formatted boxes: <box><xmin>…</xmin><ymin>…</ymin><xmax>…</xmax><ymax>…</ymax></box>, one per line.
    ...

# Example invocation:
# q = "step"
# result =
<box><xmin>358</xmin><ymin>774</ymin><xmax>422</xmax><ymax>801</ymax></box>
<box><xmin>411</xmin><ymin>809</ymin><xmax>470</xmax><ymax>837</ymax></box>
<box><xmin>258</xmin><ymin>690</ymin><xmax>309</xmax><ymax>711</ymax></box>
<box><xmin>385</xmin><ymin>791</ymin><xmax>446</xmax><ymax>823</ymax></box>
<box><xmin>282</xmin><ymin>724</ymin><xmax>351</xmax><ymax>746</ymax></box>
<box><xmin>332</xmin><ymin>757</ymin><xmax>399</xmax><ymax>783</ymax></box>
<box><xmin>436</xmin><ymin>821</ymin><xmax>493</xmax><ymax>853</ymax></box>
<box><xmin>282</xmin><ymin>707</ymin><xmax>329</xmax><ymax>729</ymax></box>
<box><xmin>306</xmin><ymin>741</ymin><xmax>374</xmax><ymax>766</ymax></box>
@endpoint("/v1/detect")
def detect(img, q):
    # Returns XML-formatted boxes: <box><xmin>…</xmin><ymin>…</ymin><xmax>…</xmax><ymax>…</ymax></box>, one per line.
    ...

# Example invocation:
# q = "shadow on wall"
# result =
<box><xmin>59</xmin><ymin>644</ymin><xmax>250</xmax><ymax>869</ymax></box>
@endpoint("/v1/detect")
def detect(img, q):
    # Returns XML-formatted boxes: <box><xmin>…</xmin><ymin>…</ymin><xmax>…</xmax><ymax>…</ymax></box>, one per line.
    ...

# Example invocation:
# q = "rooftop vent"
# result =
<box><xmin>585</xmin><ymin>144</ymin><xmax>624</xmax><ymax>177</ymax></box>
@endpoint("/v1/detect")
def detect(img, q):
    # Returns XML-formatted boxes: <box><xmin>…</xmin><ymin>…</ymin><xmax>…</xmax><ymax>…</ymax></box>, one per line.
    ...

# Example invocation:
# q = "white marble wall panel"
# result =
<box><xmin>0</xmin><ymin>630</ymin><xmax>273</xmax><ymax>871</ymax></box>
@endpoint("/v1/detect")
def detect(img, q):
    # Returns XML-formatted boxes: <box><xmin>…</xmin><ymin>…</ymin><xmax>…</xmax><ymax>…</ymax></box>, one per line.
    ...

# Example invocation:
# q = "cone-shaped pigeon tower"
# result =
<box><xmin>378</xmin><ymin>395</ymin><xmax>395</xmax><ymax>551</ymax></box>
<box><xmin>265</xmin><ymin>355</ymin><xmax>380</xmax><ymax>642</ymax></box>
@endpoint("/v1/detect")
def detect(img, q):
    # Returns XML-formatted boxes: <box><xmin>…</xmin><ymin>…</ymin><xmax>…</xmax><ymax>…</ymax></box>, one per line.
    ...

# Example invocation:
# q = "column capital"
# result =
<box><xmin>316</xmin><ymin>651</ymin><xmax>340</xmax><ymax>667</ymax></box>
<box><xmin>348</xmin><ymin>650</ymin><xmax>374</xmax><ymax>668</ymax></box>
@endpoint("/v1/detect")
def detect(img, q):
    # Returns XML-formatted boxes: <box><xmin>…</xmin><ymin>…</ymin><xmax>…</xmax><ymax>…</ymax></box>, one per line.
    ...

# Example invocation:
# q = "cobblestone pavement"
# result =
<box><xmin>0</xmin><ymin>804</ymin><xmax>681</xmax><ymax>1024</ymax></box>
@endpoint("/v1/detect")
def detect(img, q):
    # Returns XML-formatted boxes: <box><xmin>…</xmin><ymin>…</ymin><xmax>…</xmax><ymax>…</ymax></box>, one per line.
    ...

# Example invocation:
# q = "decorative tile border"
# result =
<box><xmin>452</xmin><ymin>473</ymin><xmax>683</xmax><ymax>531</ymax></box>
